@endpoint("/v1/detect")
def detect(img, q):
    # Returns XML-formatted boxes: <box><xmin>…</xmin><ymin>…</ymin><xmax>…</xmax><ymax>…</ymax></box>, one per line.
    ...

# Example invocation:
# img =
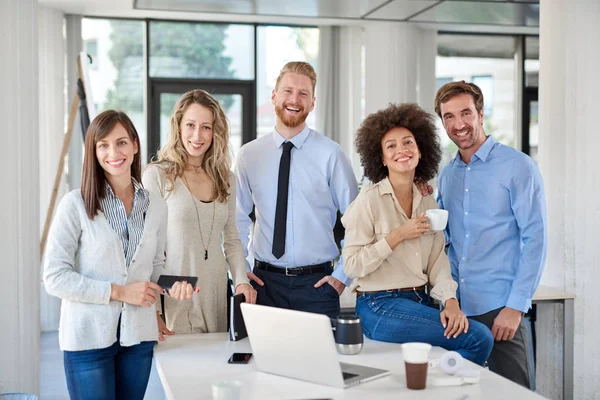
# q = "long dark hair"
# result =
<box><xmin>81</xmin><ymin>110</ymin><xmax>141</xmax><ymax>219</ymax></box>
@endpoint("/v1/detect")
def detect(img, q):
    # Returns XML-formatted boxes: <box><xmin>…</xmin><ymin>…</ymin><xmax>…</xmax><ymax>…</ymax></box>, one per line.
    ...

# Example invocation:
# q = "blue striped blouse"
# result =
<box><xmin>100</xmin><ymin>179</ymin><xmax>149</xmax><ymax>267</ymax></box>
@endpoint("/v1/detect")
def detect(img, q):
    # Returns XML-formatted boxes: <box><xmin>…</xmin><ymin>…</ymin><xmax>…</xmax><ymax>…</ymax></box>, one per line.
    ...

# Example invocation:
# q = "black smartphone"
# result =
<box><xmin>227</xmin><ymin>352</ymin><xmax>252</xmax><ymax>364</ymax></box>
<box><xmin>156</xmin><ymin>274</ymin><xmax>198</xmax><ymax>293</ymax></box>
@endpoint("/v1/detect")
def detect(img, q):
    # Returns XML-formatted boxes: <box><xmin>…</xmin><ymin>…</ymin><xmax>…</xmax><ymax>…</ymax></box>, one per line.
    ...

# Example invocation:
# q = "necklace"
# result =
<box><xmin>182</xmin><ymin>174</ymin><xmax>215</xmax><ymax>260</ymax></box>
<box><xmin>187</xmin><ymin>162</ymin><xmax>203</xmax><ymax>174</ymax></box>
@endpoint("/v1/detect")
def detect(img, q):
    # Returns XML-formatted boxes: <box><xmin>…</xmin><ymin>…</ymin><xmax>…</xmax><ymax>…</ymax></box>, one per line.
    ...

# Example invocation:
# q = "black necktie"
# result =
<box><xmin>272</xmin><ymin>141</ymin><xmax>294</xmax><ymax>259</ymax></box>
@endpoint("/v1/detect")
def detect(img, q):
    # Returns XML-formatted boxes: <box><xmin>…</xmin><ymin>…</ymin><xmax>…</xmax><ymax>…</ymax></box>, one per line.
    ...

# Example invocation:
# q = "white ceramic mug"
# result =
<box><xmin>425</xmin><ymin>209</ymin><xmax>448</xmax><ymax>231</ymax></box>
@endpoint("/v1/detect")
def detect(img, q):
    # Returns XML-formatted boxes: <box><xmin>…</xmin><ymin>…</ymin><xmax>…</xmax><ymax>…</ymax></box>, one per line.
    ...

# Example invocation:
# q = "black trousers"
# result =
<box><xmin>470</xmin><ymin>307</ymin><xmax>534</xmax><ymax>389</ymax></box>
<box><xmin>251</xmin><ymin>267</ymin><xmax>340</xmax><ymax>319</ymax></box>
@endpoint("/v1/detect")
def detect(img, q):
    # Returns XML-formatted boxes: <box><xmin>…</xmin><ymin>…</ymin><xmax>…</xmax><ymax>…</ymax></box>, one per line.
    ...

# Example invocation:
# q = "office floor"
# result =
<box><xmin>41</xmin><ymin>332</ymin><xmax>166</xmax><ymax>400</ymax></box>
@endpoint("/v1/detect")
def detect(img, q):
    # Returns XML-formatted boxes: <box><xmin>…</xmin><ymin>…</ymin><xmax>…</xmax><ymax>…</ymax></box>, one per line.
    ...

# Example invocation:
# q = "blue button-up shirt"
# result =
<box><xmin>437</xmin><ymin>136</ymin><xmax>547</xmax><ymax>316</ymax></box>
<box><xmin>235</xmin><ymin>126</ymin><xmax>359</xmax><ymax>286</ymax></box>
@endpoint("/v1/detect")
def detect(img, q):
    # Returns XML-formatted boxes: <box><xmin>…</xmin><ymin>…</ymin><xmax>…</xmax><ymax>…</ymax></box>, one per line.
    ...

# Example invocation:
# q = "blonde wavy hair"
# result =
<box><xmin>152</xmin><ymin>89</ymin><xmax>231</xmax><ymax>202</ymax></box>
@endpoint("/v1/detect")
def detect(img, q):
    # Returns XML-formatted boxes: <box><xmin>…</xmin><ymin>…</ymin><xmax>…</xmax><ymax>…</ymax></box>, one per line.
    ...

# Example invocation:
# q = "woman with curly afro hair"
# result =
<box><xmin>341</xmin><ymin>103</ymin><xmax>493</xmax><ymax>366</ymax></box>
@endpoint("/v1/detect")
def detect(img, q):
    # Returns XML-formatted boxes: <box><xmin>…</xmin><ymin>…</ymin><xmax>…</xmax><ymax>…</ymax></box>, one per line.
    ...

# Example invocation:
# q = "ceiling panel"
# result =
<box><xmin>411</xmin><ymin>1</ymin><xmax>539</xmax><ymax>26</ymax></box>
<box><xmin>438</xmin><ymin>34</ymin><xmax>517</xmax><ymax>59</ymax></box>
<box><xmin>445</xmin><ymin>0</ymin><xmax>538</xmax><ymax>2</ymax></box>
<box><xmin>135</xmin><ymin>0</ymin><xmax>391</xmax><ymax>19</ymax></box>
<box><xmin>365</xmin><ymin>0</ymin><xmax>440</xmax><ymax>21</ymax></box>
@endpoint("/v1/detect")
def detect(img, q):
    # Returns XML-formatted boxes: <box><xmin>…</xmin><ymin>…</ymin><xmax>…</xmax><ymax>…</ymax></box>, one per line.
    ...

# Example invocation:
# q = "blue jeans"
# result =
<box><xmin>63</xmin><ymin>336</ymin><xmax>155</xmax><ymax>400</ymax></box>
<box><xmin>356</xmin><ymin>290</ymin><xmax>494</xmax><ymax>366</ymax></box>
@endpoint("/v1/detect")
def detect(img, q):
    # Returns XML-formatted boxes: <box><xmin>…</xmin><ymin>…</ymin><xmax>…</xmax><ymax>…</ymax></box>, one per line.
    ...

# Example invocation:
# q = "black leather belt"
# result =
<box><xmin>356</xmin><ymin>285</ymin><xmax>427</xmax><ymax>296</ymax></box>
<box><xmin>254</xmin><ymin>260</ymin><xmax>333</xmax><ymax>276</ymax></box>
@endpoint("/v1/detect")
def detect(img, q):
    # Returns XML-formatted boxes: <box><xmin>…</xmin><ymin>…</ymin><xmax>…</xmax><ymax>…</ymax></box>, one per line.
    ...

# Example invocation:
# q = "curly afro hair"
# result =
<box><xmin>355</xmin><ymin>103</ymin><xmax>442</xmax><ymax>184</ymax></box>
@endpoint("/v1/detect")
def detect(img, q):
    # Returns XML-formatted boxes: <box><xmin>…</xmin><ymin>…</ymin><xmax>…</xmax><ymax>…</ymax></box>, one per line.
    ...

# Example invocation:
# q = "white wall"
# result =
<box><xmin>364</xmin><ymin>22</ymin><xmax>418</xmax><ymax>115</ymax></box>
<box><xmin>0</xmin><ymin>0</ymin><xmax>40</xmax><ymax>394</ymax></box>
<box><xmin>66</xmin><ymin>15</ymin><xmax>84</xmax><ymax>191</ymax></box>
<box><xmin>338</xmin><ymin>26</ymin><xmax>364</xmax><ymax>180</ymax></box>
<box><xmin>364</xmin><ymin>22</ymin><xmax>437</xmax><ymax>116</ymax></box>
<box><xmin>39</xmin><ymin>6</ymin><xmax>66</xmax><ymax>332</ymax></box>
<box><xmin>538</xmin><ymin>0</ymin><xmax>600</xmax><ymax>399</ymax></box>
<box><xmin>417</xmin><ymin>29</ymin><xmax>437</xmax><ymax>117</ymax></box>
<box><xmin>316</xmin><ymin>25</ymin><xmax>363</xmax><ymax>180</ymax></box>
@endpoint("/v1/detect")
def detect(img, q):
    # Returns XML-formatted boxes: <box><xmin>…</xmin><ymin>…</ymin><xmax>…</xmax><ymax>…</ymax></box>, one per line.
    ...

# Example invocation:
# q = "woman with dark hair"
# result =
<box><xmin>43</xmin><ymin>110</ymin><xmax>195</xmax><ymax>400</ymax></box>
<box><xmin>342</xmin><ymin>103</ymin><xmax>493</xmax><ymax>365</ymax></box>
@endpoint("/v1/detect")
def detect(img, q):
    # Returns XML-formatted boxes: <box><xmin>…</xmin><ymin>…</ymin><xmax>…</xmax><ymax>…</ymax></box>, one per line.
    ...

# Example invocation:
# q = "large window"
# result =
<box><xmin>524</xmin><ymin>36</ymin><xmax>539</xmax><ymax>163</ymax></box>
<box><xmin>149</xmin><ymin>22</ymin><xmax>254</xmax><ymax>80</ymax></box>
<box><xmin>472</xmin><ymin>75</ymin><xmax>494</xmax><ymax>116</ymax></box>
<box><xmin>525</xmin><ymin>37</ymin><xmax>539</xmax><ymax>88</ymax></box>
<box><xmin>82</xmin><ymin>19</ymin><xmax>146</xmax><ymax>157</ymax></box>
<box><xmin>83</xmin><ymin>19</ymin><xmax>319</xmax><ymax>163</ymax></box>
<box><xmin>147</xmin><ymin>21</ymin><xmax>257</xmax><ymax>161</ymax></box>
<box><xmin>436</xmin><ymin>34</ymin><xmax>518</xmax><ymax>166</ymax></box>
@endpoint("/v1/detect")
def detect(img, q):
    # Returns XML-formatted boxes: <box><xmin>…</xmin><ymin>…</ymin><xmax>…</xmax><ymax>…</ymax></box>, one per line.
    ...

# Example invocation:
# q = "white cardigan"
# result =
<box><xmin>43</xmin><ymin>189</ymin><xmax>167</xmax><ymax>351</ymax></box>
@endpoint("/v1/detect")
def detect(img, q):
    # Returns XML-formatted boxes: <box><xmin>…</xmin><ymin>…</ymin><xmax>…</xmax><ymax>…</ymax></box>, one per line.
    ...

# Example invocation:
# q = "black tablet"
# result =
<box><xmin>156</xmin><ymin>274</ymin><xmax>198</xmax><ymax>292</ymax></box>
<box><xmin>229</xmin><ymin>293</ymin><xmax>248</xmax><ymax>341</ymax></box>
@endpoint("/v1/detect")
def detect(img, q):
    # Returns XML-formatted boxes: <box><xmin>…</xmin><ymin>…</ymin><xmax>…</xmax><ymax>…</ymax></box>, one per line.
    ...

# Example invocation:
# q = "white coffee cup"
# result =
<box><xmin>212</xmin><ymin>380</ymin><xmax>241</xmax><ymax>400</ymax></box>
<box><xmin>402</xmin><ymin>342</ymin><xmax>432</xmax><ymax>390</ymax></box>
<box><xmin>425</xmin><ymin>209</ymin><xmax>448</xmax><ymax>231</ymax></box>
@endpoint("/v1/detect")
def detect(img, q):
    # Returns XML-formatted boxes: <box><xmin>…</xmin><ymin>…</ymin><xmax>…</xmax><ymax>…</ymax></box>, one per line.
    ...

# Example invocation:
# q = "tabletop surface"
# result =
<box><xmin>533</xmin><ymin>285</ymin><xmax>576</xmax><ymax>301</ymax></box>
<box><xmin>153</xmin><ymin>333</ymin><xmax>548</xmax><ymax>400</ymax></box>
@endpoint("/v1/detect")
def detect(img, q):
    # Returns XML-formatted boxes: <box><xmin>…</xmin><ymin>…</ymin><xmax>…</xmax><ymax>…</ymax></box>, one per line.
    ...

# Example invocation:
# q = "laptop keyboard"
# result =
<box><xmin>343</xmin><ymin>372</ymin><xmax>359</xmax><ymax>380</ymax></box>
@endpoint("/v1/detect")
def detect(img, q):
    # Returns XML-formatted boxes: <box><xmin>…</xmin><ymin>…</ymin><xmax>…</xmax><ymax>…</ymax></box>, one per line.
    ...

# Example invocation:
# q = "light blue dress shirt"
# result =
<box><xmin>235</xmin><ymin>126</ymin><xmax>359</xmax><ymax>286</ymax></box>
<box><xmin>437</xmin><ymin>136</ymin><xmax>547</xmax><ymax>316</ymax></box>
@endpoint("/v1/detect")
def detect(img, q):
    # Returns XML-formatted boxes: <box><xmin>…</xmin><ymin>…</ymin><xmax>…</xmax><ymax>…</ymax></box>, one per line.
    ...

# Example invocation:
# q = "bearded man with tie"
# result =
<box><xmin>234</xmin><ymin>61</ymin><xmax>358</xmax><ymax>318</ymax></box>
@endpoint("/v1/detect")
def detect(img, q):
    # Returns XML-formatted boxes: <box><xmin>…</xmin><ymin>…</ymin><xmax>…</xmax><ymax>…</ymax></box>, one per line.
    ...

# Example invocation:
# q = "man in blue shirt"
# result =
<box><xmin>434</xmin><ymin>81</ymin><xmax>547</xmax><ymax>388</ymax></box>
<box><xmin>234</xmin><ymin>61</ymin><xmax>358</xmax><ymax>318</ymax></box>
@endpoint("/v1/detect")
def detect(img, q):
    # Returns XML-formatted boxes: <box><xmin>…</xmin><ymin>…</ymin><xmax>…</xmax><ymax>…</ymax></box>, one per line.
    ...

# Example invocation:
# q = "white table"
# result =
<box><xmin>532</xmin><ymin>286</ymin><xmax>575</xmax><ymax>400</ymax></box>
<box><xmin>154</xmin><ymin>333</ymin><xmax>547</xmax><ymax>400</ymax></box>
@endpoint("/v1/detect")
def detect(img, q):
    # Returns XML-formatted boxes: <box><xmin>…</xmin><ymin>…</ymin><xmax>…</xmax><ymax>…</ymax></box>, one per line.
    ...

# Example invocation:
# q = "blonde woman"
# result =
<box><xmin>143</xmin><ymin>89</ymin><xmax>256</xmax><ymax>337</ymax></box>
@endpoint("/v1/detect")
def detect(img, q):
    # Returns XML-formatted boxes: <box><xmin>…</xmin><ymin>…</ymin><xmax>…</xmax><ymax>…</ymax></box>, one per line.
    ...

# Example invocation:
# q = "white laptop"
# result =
<box><xmin>240</xmin><ymin>303</ymin><xmax>390</xmax><ymax>388</ymax></box>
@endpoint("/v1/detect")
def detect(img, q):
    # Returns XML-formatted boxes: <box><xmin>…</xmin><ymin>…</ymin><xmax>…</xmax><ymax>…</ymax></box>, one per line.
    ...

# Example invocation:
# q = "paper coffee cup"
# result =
<box><xmin>425</xmin><ymin>209</ymin><xmax>448</xmax><ymax>231</ymax></box>
<box><xmin>402</xmin><ymin>342</ymin><xmax>432</xmax><ymax>390</ymax></box>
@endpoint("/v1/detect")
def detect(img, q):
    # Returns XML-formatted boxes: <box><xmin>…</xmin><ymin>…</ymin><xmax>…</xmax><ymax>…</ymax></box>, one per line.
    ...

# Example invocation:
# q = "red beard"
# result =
<box><xmin>275</xmin><ymin>103</ymin><xmax>309</xmax><ymax>128</ymax></box>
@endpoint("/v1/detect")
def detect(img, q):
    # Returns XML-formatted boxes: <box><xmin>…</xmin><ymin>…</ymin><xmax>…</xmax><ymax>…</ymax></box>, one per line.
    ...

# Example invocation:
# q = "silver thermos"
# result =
<box><xmin>331</xmin><ymin>314</ymin><xmax>364</xmax><ymax>355</ymax></box>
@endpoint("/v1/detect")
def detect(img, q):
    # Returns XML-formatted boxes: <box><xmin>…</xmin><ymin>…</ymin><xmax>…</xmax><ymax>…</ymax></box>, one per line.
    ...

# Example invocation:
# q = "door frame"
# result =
<box><xmin>147</xmin><ymin>78</ymin><xmax>257</xmax><ymax>161</ymax></box>
<box><xmin>521</xmin><ymin>86</ymin><xmax>538</xmax><ymax>156</ymax></box>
